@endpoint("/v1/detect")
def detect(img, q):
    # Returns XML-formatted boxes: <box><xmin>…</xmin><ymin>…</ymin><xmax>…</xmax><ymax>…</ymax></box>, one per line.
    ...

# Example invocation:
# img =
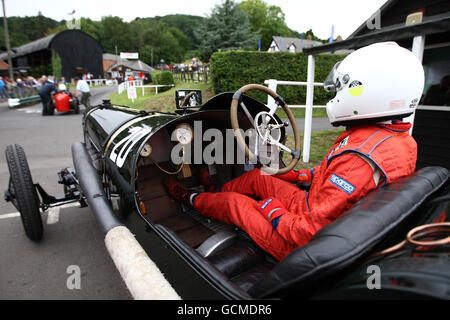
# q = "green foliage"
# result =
<box><xmin>210</xmin><ymin>51</ymin><xmax>346</xmax><ymax>105</ymax></box>
<box><xmin>240</xmin><ymin>0</ymin><xmax>293</xmax><ymax>50</ymax></box>
<box><xmin>51</xmin><ymin>50</ymin><xmax>62</xmax><ymax>78</ymax></box>
<box><xmin>150</xmin><ymin>71</ymin><xmax>175</xmax><ymax>92</ymax></box>
<box><xmin>0</xmin><ymin>15</ymin><xmax>60</xmax><ymax>47</ymax></box>
<box><xmin>196</xmin><ymin>0</ymin><xmax>257</xmax><ymax>62</ymax></box>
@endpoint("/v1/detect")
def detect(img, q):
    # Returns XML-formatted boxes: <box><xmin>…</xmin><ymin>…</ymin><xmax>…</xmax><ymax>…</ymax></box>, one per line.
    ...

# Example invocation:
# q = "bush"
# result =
<box><xmin>210</xmin><ymin>50</ymin><xmax>347</xmax><ymax>105</ymax></box>
<box><xmin>150</xmin><ymin>71</ymin><xmax>175</xmax><ymax>93</ymax></box>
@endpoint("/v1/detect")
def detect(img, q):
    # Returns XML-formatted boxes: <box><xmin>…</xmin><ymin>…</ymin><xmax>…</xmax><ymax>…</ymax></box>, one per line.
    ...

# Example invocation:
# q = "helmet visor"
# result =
<box><xmin>324</xmin><ymin>61</ymin><xmax>344</xmax><ymax>93</ymax></box>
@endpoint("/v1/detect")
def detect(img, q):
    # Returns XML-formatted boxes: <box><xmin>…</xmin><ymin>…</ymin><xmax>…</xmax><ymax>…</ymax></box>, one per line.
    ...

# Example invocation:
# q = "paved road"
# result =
<box><xmin>0</xmin><ymin>86</ymin><xmax>132</xmax><ymax>299</ymax></box>
<box><xmin>283</xmin><ymin>117</ymin><xmax>338</xmax><ymax>135</ymax></box>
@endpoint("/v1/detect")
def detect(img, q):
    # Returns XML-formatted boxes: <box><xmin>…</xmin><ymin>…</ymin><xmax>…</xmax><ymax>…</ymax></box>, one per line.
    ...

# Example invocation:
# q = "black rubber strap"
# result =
<box><xmin>232</xmin><ymin>89</ymin><xmax>243</xmax><ymax>101</ymax></box>
<box><xmin>291</xmin><ymin>149</ymin><xmax>301</xmax><ymax>159</ymax></box>
<box><xmin>275</xmin><ymin>95</ymin><xmax>286</xmax><ymax>107</ymax></box>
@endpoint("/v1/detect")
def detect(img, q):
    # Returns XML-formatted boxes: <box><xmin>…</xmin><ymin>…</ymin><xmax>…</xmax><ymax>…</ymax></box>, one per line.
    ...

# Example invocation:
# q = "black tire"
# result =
<box><xmin>73</xmin><ymin>99</ymin><xmax>80</xmax><ymax>114</ymax></box>
<box><xmin>5</xmin><ymin>144</ymin><xmax>43</xmax><ymax>241</ymax></box>
<box><xmin>47</xmin><ymin>100</ymin><xmax>55</xmax><ymax>115</ymax></box>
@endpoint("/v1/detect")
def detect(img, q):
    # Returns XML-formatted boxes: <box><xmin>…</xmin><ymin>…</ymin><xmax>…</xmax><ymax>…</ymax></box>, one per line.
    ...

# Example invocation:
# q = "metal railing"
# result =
<box><xmin>264</xmin><ymin>54</ymin><xmax>321</xmax><ymax>163</ymax></box>
<box><xmin>86</xmin><ymin>79</ymin><xmax>118</xmax><ymax>86</ymax></box>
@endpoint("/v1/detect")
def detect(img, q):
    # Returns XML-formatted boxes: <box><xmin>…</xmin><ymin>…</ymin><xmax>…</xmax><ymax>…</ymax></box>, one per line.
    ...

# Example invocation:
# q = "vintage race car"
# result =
<box><xmin>4</xmin><ymin>84</ymin><xmax>450</xmax><ymax>300</ymax></box>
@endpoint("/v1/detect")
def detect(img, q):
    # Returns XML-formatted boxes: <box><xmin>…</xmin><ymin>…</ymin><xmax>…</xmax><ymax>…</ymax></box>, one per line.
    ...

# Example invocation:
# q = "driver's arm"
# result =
<box><xmin>259</xmin><ymin>153</ymin><xmax>379</xmax><ymax>247</ymax></box>
<box><xmin>275</xmin><ymin>166</ymin><xmax>320</xmax><ymax>183</ymax></box>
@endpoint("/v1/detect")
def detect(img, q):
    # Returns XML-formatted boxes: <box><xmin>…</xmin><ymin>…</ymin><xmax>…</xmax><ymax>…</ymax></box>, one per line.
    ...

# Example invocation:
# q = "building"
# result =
<box><xmin>268</xmin><ymin>36</ymin><xmax>323</xmax><ymax>53</ymax></box>
<box><xmin>103</xmin><ymin>53</ymin><xmax>154</xmax><ymax>82</ymax></box>
<box><xmin>303</xmin><ymin>0</ymin><xmax>450</xmax><ymax>169</ymax></box>
<box><xmin>0</xmin><ymin>30</ymin><xmax>104</xmax><ymax>80</ymax></box>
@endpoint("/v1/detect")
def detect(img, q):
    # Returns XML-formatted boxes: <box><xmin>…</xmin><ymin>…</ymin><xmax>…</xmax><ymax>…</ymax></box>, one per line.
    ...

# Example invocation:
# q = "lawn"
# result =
<box><xmin>283</xmin><ymin>129</ymin><xmax>344</xmax><ymax>170</ymax></box>
<box><xmin>276</xmin><ymin>107</ymin><xmax>328</xmax><ymax>119</ymax></box>
<box><xmin>108</xmin><ymin>81</ymin><xmax>215</xmax><ymax>113</ymax></box>
<box><xmin>109</xmin><ymin>81</ymin><xmax>330</xmax><ymax>119</ymax></box>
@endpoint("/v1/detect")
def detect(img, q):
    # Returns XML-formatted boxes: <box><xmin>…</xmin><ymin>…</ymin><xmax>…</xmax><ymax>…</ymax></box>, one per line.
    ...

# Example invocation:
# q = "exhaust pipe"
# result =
<box><xmin>71</xmin><ymin>142</ymin><xmax>181</xmax><ymax>300</ymax></box>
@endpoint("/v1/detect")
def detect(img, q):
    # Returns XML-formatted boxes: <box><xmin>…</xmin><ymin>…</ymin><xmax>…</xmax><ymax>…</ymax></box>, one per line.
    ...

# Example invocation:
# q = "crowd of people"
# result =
<box><xmin>0</xmin><ymin>75</ymin><xmax>64</xmax><ymax>100</ymax></box>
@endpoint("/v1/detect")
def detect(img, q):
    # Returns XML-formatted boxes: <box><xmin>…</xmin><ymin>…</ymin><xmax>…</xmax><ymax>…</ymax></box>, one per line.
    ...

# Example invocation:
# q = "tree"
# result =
<box><xmin>98</xmin><ymin>16</ymin><xmax>133</xmax><ymax>54</ymax></box>
<box><xmin>196</xmin><ymin>0</ymin><xmax>257</xmax><ymax>62</ymax></box>
<box><xmin>240</xmin><ymin>0</ymin><xmax>292</xmax><ymax>50</ymax></box>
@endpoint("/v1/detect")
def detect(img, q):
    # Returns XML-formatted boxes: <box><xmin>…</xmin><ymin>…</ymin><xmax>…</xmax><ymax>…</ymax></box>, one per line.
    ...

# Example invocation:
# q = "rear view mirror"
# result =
<box><xmin>176</xmin><ymin>90</ymin><xmax>202</xmax><ymax>109</ymax></box>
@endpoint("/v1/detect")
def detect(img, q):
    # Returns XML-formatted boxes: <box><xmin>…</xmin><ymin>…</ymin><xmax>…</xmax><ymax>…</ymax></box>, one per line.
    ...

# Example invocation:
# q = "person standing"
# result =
<box><xmin>0</xmin><ymin>76</ymin><xmax>8</xmax><ymax>99</ymax></box>
<box><xmin>38</xmin><ymin>76</ymin><xmax>57</xmax><ymax>116</ymax></box>
<box><xmin>75</xmin><ymin>77</ymin><xmax>91</xmax><ymax>111</ymax></box>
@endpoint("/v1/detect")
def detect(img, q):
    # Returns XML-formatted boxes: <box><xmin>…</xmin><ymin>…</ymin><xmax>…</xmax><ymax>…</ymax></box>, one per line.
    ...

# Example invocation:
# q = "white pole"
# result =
<box><xmin>303</xmin><ymin>55</ymin><xmax>315</xmax><ymax>163</ymax></box>
<box><xmin>407</xmin><ymin>35</ymin><xmax>426</xmax><ymax>134</ymax></box>
<box><xmin>267</xmin><ymin>79</ymin><xmax>278</xmax><ymax>113</ymax></box>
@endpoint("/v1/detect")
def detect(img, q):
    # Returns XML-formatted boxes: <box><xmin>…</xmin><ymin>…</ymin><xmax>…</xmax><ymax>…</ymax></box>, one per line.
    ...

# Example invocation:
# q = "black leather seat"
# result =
<box><xmin>247</xmin><ymin>166</ymin><xmax>449</xmax><ymax>298</ymax></box>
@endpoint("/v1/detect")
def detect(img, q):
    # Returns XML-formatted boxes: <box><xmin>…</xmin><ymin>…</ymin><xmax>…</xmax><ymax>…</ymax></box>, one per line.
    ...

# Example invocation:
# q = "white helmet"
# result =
<box><xmin>58</xmin><ymin>83</ymin><xmax>67</xmax><ymax>91</ymax></box>
<box><xmin>324</xmin><ymin>42</ymin><xmax>425</xmax><ymax>126</ymax></box>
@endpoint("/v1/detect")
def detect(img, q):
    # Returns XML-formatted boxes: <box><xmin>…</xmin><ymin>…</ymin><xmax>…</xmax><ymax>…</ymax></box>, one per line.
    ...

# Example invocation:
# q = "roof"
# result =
<box><xmin>0</xmin><ymin>30</ymin><xmax>103</xmax><ymax>61</ymax></box>
<box><xmin>303</xmin><ymin>0</ymin><xmax>450</xmax><ymax>55</ymax></box>
<box><xmin>103</xmin><ymin>53</ymin><xmax>154</xmax><ymax>73</ymax></box>
<box><xmin>0</xmin><ymin>59</ymin><xmax>9</xmax><ymax>69</ymax></box>
<box><xmin>0</xmin><ymin>34</ymin><xmax>55</xmax><ymax>60</ymax></box>
<box><xmin>270</xmin><ymin>36</ymin><xmax>323</xmax><ymax>52</ymax></box>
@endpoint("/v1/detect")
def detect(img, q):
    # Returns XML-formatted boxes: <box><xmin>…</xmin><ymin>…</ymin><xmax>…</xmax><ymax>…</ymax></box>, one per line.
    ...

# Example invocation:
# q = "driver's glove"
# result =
<box><xmin>255</xmin><ymin>198</ymin><xmax>288</xmax><ymax>230</ymax></box>
<box><xmin>275</xmin><ymin>168</ymin><xmax>315</xmax><ymax>182</ymax></box>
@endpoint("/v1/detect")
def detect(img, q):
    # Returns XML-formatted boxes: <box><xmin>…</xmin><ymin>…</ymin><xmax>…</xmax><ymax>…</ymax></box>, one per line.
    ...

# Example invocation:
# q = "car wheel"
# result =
<box><xmin>73</xmin><ymin>99</ymin><xmax>80</xmax><ymax>114</ymax></box>
<box><xmin>47</xmin><ymin>100</ymin><xmax>55</xmax><ymax>115</ymax></box>
<box><xmin>5</xmin><ymin>144</ymin><xmax>43</xmax><ymax>241</ymax></box>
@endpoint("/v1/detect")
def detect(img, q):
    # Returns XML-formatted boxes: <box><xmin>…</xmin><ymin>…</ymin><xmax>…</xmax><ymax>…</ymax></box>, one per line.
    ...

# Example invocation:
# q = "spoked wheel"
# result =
<box><xmin>230</xmin><ymin>84</ymin><xmax>301</xmax><ymax>175</ymax></box>
<box><xmin>72</xmin><ymin>98</ymin><xmax>80</xmax><ymax>114</ymax></box>
<box><xmin>47</xmin><ymin>100</ymin><xmax>55</xmax><ymax>115</ymax></box>
<box><xmin>5</xmin><ymin>144</ymin><xmax>43</xmax><ymax>241</ymax></box>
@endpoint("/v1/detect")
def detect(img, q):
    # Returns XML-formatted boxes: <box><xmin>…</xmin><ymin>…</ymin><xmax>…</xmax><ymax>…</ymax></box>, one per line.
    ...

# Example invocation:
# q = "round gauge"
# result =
<box><xmin>175</xmin><ymin>123</ymin><xmax>193</xmax><ymax>145</ymax></box>
<box><xmin>140</xmin><ymin>143</ymin><xmax>152</xmax><ymax>157</ymax></box>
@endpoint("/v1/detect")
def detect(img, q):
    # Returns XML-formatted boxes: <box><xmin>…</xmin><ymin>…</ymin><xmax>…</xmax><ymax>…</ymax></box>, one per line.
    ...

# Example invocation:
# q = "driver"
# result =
<box><xmin>164</xmin><ymin>42</ymin><xmax>425</xmax><ymax>261</ymax></box>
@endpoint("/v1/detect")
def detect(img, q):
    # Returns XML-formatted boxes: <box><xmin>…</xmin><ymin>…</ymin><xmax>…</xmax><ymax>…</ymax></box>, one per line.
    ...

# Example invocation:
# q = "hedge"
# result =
<box><xmin>150</xmin><ymin>70</ymin><xmax>175</xmax><ymax>93</ymax></box>
<box><xmin>210</xmin><ymin>50</ymin><xmax>347</xmax><ymax>105</ymax></box>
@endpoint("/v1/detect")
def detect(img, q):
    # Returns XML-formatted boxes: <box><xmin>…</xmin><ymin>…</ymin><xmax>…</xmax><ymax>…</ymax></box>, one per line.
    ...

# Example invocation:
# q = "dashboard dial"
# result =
<box><xmin>140</xmin><ymin>143</ymin><xmax>152</xmax><ymax>157</ymax></box>
<box><xmin>175</xmin><ymin>123</ymin><xmax>193</xmax><ymax>145</ymax></box>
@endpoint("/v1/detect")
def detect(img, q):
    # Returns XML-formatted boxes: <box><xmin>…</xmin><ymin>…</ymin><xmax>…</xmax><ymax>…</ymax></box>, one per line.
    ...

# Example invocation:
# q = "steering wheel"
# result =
<box><xmin>181</xmin><ymin>91</ymin><xmax>196</xmax><ymax>107</ymax></box>
<box><xmin>230</xmin><ymin>84</ymin><xmax>301</xmax><ymax>175</ymax></box>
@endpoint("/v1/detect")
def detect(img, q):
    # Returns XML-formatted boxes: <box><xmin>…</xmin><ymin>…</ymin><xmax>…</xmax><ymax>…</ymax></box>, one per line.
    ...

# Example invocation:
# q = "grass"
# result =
<box><xmin>108</xmin><ymin>81</ymin><xmax>215</xmax><ymax>113</ymax></box>
<box><xmin>276</xmin><ymin>107</ymin><xmax>328</xmax><ymax>119</ymax></box>
<box><xmin>283</xmin><ymin>129</ymin><xmax>344</xmax><ymax>170</ymax></box>
<box><xmin>109</xmin><ymin>80</ymin><xmax>329</xmax><ymax>119</ymax></box>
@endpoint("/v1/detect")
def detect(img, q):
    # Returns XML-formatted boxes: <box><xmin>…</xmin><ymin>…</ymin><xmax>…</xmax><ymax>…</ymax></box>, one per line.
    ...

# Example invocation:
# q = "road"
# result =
<box><xmin>0</xmin><ymin>86</ymin><xmax>132</xmax><ymax>299</ymax></box>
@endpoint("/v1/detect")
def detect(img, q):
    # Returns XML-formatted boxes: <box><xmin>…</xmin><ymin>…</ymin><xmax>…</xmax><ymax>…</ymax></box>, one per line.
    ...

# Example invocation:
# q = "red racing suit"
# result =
<box><xmin>193</xmin><ymin>122</ymin><xmax>417</xmax><ymax>260</ymax></box>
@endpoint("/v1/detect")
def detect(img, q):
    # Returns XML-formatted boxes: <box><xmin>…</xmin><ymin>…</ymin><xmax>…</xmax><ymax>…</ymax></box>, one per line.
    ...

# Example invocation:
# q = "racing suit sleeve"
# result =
<box><xmin>275</xmin><ymin>166</ymin><xmax>320</xmax><ymax>182</ymax></box>
<box><xmin>273</xmin><ymin>153</ymin><xmax>379</xmax><ymax>247</ymax></box>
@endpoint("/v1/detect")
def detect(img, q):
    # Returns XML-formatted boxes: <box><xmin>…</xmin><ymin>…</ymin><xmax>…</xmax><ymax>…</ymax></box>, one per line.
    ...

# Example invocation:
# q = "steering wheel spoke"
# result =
<box><xmin>230</xmin><ymin>84</ymin><xmax>301</xmax><ymax>175</ymax></box>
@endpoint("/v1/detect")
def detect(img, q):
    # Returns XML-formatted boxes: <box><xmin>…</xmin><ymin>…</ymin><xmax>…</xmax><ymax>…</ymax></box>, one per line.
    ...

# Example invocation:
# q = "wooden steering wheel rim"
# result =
<box><xmin>230</xmin><ymin>84</ymin><xmax>301</xmax><ymax>175</ymax></box>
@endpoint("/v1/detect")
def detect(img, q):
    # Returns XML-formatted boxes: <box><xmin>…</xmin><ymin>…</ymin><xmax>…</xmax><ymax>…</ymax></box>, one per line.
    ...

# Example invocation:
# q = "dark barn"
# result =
<box><xmin>0</xmin><ymin>29</ymin><xmax>103</xmax><ymax>80</ymax></box>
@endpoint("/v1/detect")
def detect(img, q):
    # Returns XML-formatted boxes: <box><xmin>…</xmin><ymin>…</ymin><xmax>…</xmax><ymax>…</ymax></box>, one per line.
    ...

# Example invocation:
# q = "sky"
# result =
<box><xmin>3</xmin><ymin>0</ymin><xmax>389</xmax><ymax>40</ymax></box>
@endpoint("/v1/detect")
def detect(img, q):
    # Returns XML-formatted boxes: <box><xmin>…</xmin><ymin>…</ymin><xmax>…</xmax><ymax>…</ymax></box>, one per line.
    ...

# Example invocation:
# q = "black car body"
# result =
<box><xmin>5</xmin><ymin>90</ymin><xmax>450</xmax><ymax>299</ymax></box>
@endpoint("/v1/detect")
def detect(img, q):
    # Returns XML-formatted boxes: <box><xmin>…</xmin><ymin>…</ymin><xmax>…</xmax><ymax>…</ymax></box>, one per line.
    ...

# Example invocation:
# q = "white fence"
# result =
<box><xmin>118</xmin><ymin>81</ymin><xmax>175</xmax><ymax>97</ymax></box>
<box><xmin>118</xmin><ymin>80</ymin><xmax>144</xmax><ymax>94</ymax></box>
<box><xmin>264</xmin><ymin>54</ymin><xmax>322</xmax><ymax>163</ymax></box>
<box><xmin>86</xmin><ymin>79</ymin><xmax>118</xmax><ymax>86</ymax></box>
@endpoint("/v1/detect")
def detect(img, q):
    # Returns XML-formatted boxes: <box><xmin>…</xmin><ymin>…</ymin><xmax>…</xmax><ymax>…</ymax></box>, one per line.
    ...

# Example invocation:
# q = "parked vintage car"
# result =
<box><xmin>4</xmin><ymin>85</ymin><xmax>450</xmax><ymax>299</ymax></box>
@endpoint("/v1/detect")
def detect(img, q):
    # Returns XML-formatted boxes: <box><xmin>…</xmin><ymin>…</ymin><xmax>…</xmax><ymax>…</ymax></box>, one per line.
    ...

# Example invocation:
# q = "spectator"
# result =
<box><xmin>6</xmin><ymin>78</ymin><xmax>15</xmax><ymax>98</ymax></box>
<box><xmin>423</xmin><ymin>75</ymin><xmax>450</xmax><ymax>106</ymax></box>
<box><xmin>38</xmin><ymin>76</ymin><xmax>58</xmax><ymax>116</ymax></box>
<box><xmin>0</xmin><ymin>76</ymin><xmax>8</xmax><ymax>99</ymax></box>
<box><xmin>16</xmin><ymin>78</ymin><xmax>26</xmax><ymax>96</ymax></box>
<box><xmin>74</xmin><ymin>76</ymin><xmax>91</xmax><ymax>111</ymax></box>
